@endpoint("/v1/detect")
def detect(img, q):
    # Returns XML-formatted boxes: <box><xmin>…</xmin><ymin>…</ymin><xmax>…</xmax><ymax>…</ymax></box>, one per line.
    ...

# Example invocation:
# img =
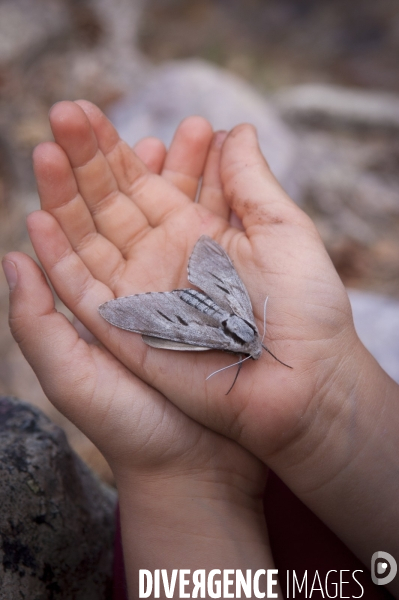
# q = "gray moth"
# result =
<box><xmin>98</xmin><ymin>236</ymin><xmax>290</xmax><ymax>390</ymax></box>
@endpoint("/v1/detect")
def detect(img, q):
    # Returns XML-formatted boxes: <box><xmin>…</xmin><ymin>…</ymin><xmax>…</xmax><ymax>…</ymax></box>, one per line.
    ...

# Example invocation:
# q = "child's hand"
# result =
<box><xmin>4</xmin><ymin>103</ymin><xmax>262</xmax><ymax>479</ymax></box>
<box><xmin>4</xmin><ymin>109</ymin><xmax>279</xmax><ymax>596</ymax></box>
<box><xmin>17</xmin><ymin>101</ymin><xmax>358</xmax><ymax>463</ymax></box>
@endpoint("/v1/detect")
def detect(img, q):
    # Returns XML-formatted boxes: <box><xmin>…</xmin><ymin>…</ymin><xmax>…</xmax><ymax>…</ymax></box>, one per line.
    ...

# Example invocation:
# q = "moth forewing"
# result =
<box><xmin>187</xmin><ymin>236</ymin><xmax>256</xmax><ymax>325</ymax></box>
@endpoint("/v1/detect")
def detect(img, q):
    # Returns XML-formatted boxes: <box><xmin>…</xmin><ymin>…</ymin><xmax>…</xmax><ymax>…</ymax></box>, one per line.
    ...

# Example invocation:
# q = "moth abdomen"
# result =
<box><xmin>179</xmin><ymin>289</ymin><xmax>225</xmax><ymax>318</ymax></box>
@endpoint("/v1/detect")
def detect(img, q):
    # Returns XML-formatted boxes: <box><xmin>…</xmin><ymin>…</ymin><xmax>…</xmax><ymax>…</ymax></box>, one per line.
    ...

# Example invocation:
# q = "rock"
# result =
<box><xmin>78</xmin><ymin>0</ymin><xmax>146</xmax><ymax>92</ymax></box>
<box><xmin>0</xmin><ymin>0</ymin><xmax>147</xmax><ymax>194</ymax></box>
<box><xmin>0</xmin><ymin>0</ymin><xmax>69</xmax><ymax>67</ymax></box>
<box><xmin>274</xmin><ymin>84</ymin><xmax>399</xmax><ymax>132</ymax></box>
<box><xmin>271</xmin><ymin>84</ymin><xmax>399</xmax><ymax>290</ymax></box>
<box><xmin>298</xmin><ymin>131</ymin><xmax>399</xmax><ymax>246</ymax></box>
<box><xmin>108</xmin><ymin>59</ymin><xmax>302</xmax><ymax>202</ymax></box>
<box><xmin>348</xmin><ymin>290</ymin><xmax>399</xmax><ymax>384</ymax></box>
<box><xmin>0</xmin><ymin>396</ymin><xmax>117</xmax><ymax>600</ymax></box>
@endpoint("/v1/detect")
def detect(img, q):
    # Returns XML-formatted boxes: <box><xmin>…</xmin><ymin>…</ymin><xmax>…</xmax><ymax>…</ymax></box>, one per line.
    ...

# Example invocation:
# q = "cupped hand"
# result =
<box><xmin>4</xmin><ymin>105</ymin><xmax>268</xmax><ymax>501</ymax></box>
<box><xmin>7</xmin><ymin>101</ymin><xmax>362</xmax><ymax>477</ymax></box>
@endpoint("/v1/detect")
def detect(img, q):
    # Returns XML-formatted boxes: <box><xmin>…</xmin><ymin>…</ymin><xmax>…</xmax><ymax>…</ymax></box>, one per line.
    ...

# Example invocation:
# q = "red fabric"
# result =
<box><xmin>264</xmin><ymin>471</ymin><xmax>394</xmax><ymax>599</ymax></box>
<box><xmin>112</xmin><ymin>505</ymin><xmax>128</xmax><ymax>600</ymax></box>
<box><xmin>112</xmin><ymin>472</ymin><xmax>394</xmax><ymax>599</ymax></box>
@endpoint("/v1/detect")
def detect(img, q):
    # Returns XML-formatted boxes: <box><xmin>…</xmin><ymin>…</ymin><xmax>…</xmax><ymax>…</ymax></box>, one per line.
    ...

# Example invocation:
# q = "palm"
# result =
<box><xmin>30</xmin><ymin>101</ymin><xmax>357</xmax><ymax>463</ymax></box>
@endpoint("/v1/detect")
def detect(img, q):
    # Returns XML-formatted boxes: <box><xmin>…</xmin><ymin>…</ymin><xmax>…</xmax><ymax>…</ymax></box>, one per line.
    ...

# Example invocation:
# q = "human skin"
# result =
<box><xmin>3</xmin><ymin>101</ymin><xmax>399</xmax><ymax>596</ymax></box>
<box><xmin>3</xmin><ymin>111</ymin><xmax>279</xmax><ymax>599</ymax></box>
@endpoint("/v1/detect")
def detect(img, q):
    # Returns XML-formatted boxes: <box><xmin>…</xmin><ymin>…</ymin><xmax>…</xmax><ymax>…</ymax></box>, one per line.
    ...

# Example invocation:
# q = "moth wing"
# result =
<box><xmin>99</xmin><ymin>290</ymin><xmax>249</xmax><ymax>353</ymax></box>
<box><xmin>142</xmin><ymin>336</ymin><xmax>210</xmax><ymax>351</ymax></box>
<box><xmin>188</xmin><ymin>236</ymin><xmax>257</xmax><ymax>327</ymax></box>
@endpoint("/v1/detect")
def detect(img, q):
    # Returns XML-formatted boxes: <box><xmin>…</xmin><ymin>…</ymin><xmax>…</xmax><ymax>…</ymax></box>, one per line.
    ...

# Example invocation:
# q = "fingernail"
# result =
<box><xmin>2</xmin><ymin>260</ymin><xmax>18</xmax><ymax>291</ymax></box>
<box><xmin>214</xmin><ymin>130</ymin><xmax>228</xmax><ymax>148</ymax></box>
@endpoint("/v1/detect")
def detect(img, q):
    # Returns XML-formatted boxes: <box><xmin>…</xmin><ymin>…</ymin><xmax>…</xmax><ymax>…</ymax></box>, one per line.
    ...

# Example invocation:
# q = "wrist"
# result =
<box><xmin>115</xmin><ymin>469</ymin><xmax>278</xmax><ymax>599</ymax></box>
<box><xmin>268</xmin><ymin>335</ymin><xmax>392</xmax><ymax>491</ymax></box>
<box><xmin>268</xmin><ymin>334</ymin><xmax>399</xmax><ymax>585</ymax></box>
<box><xmin>116</xmin><ymin>467</ymin><xmax>268</xmax><ymax>541</ymax></box>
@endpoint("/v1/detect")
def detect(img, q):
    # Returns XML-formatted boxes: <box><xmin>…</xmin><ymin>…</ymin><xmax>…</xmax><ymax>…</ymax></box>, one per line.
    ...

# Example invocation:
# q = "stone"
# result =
<box><xmin>297</xmin><ymin>131</ymin><xmax>399</xmax><ymax>246</ymax></box>
<box><xmin>0</xmin><ymin>0</ymin><xmax>69</xmax><ymax>67</ymax></box>
<box><xmin>0</xmin><ymin>0</ymin><xmax>146</xmax><ymax>194</ymax></box>
<box><xmin>108</xmin><ymin>59</ymin><xmax>302</xmax><ymax>202</ymax></box>
<box><xmin>0</xmin><ymin>396</ymin><xmax>117</xmax><ymax>600</ymax></box>
<box><xmin>272</xmin><ymin>84</ymin><xmax>399</xmax><ymax>289</ymax></box>
<box><xmin>274</xmin><ymin>84</ymin><xmax>399</xmax><ymax>132</ymax></box>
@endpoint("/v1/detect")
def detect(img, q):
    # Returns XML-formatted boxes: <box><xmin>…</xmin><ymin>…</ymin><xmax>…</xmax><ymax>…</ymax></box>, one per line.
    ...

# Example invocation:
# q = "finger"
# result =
<box><xmin>72</xmin><ymin>316</ymin><xmax>98</xmax><ymax>343</ymax></box>
<box><xmin>26</xmin><ymin>210</ymin><xmax>120</xmax><ymax>330</ymax></box>
<box><xmin>33</xmin><ymin>142</ymin><xmax>127</xmax><ymax>287</ymax></box>
<box><xmin>133</xmin><ymin>137</ymin><xmax>167</xmax><ymax>174</ymax></box>
<box><xmin>161</xmin><ymin>116</ymin><xmax>213</xmax><ymax>199</ymax></box>
<box><xmin>48</xmin><ymin>101</ymin><xmax>151</xmax><ymax>255</ymax></box>
<box><xmin>25</xmin><ymin>211</ymin><xmax>160</xmax><ymax>390</ymax></box>
<box><xmin>220</xmin><ymin>124</ymin><xmax>303</xmax><ymax>232</ymax></box>
<box><xmin>2</xmin><ymin>251</ymin><xmax>163</xmax><ymax>456</ymax></box>
<box><xmin>3</xmin><ymin>251</ymin><xmax>99</xmax><ymax>425</ymax></box>
<box><xmin>198</xmin><ymin>130</ymin><xmax>230</xmax><ymax>220</ymax></box>
<box><xmin>75</xmin><ymin>100</ymin><xmax>191</xmax><ymax>227</ymax></box>
<box><xmin>26</xmin><ymin>209</ymin><xmax>165</xmax><ymax>371</ymax></box>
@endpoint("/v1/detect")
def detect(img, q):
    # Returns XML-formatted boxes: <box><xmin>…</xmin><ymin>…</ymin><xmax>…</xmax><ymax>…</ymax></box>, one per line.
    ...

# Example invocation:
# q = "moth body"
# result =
<box><xmin>222</xmin><ymin>315</ymin><xmax>256</xmax><ymax>345</ymax></box>
<box><xmin>178</xmin><ymin>289</ymin><xmax>257</xmax><ymax>349</ymax></box>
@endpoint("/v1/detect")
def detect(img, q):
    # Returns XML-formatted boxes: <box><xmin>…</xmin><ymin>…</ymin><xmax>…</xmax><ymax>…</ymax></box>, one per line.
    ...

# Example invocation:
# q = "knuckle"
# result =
<box><xmin>74</xmin><ymin>230</ymin><xmax>98</xmax><ymax>254</ymax></box>
<box><xmin>90</xmin><ymin>189</ymin><xmax>119</xmax><ymax>218</ymax></box>
<box><xmin>73</xmin><ymin>273</ymin><xmax>95</xmax><ymax>307</ymax></box>
<box><xmin>8</xmin><ymin>313</ymin><xmax>30</xmax><ymax>346</ymax></box>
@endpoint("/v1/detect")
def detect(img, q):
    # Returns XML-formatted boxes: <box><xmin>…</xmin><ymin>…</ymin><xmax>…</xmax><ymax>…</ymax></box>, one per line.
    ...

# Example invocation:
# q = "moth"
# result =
<box><xmin>99</xmin><ymin>235</ymin><xmax>291</xmax><ymax>392</ymax></box>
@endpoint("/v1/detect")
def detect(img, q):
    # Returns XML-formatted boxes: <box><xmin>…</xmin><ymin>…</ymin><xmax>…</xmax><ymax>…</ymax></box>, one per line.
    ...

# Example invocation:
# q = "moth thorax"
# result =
<box><xmin>224</xmin><ymin>315</ymin><xmax>255</xmax><ymax>343</ymax></box>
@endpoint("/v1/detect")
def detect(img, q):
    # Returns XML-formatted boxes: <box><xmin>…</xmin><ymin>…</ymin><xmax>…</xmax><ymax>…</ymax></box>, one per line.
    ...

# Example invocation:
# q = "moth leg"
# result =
<box><xmin>225</xmin><ymin>355</ymin><xmax>244</xmax><ymax>396</ymax></box>
<box><xmin>261</xmin><ymin>344</ymin><xmax>293</xmax><ymax>369</ymax></box>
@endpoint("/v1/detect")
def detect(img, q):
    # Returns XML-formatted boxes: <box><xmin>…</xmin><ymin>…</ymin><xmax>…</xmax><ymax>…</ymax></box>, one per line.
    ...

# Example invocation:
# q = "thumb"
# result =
<box><xmin>2</xmin><ymin>252</ymin><xmax>97</xmax><ymax>422</ymax></box>
<box><xmin>220</xmin><ymin>124</ymin><xmax>300</xmax><ymax>231</ymax></box>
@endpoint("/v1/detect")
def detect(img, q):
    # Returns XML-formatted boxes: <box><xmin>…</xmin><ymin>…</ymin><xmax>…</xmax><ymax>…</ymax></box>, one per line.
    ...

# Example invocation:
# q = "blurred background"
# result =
<box><xmin>1</xmin><ymin>0</ymin><xmax>399</xmax><ymax>483</ymax></box>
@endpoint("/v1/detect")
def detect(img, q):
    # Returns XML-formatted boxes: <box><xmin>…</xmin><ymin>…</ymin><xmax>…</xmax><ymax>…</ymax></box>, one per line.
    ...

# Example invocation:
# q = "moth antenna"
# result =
<box><xmin>225</xmin><ymin>359</ymin><xmax>243</xmax><ymax>395</ymax></box>
<box><xmin>260</xmin><ymin>296</ymin><xmax>292</xmax><ymax>369</ymax></box>
<box><xmin>194</xmin><ymin>176</ymin><xmax>203</xmax><ymax>203</ymax></box>
<box><xmin>206</xmin><ymin>355</ymin><xmax>252</xmax><ymax>381</ymax></box>
<box><xmin>261</xmin><ymin>296</ymin><xmax>269</xmax><ymax>345</ymax></box>
<box><xmin>261</xmin><ymin>344</ymin><xmax>293</xmax><ymax>369</ymax></box>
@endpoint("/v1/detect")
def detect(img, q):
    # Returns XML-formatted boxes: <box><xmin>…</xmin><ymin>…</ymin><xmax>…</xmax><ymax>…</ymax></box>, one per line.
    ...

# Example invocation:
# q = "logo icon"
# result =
<box><xmin>371</xmin><ymin>551</ymin><xmax>397</xmax><ymax>586</ymax></box>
